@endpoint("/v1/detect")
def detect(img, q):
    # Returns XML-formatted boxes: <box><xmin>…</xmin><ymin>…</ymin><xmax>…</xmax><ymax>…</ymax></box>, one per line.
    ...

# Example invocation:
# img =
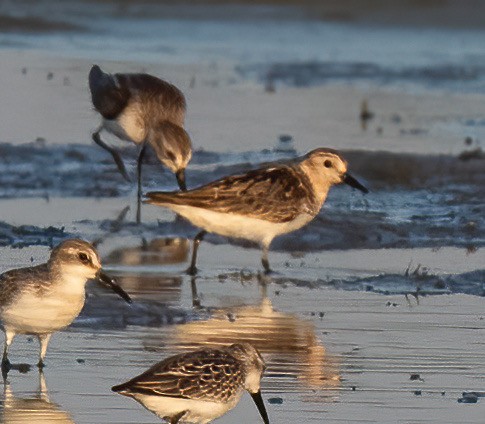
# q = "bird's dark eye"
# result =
<box><xmin>324</xmin><ymin>160</ymin><xmax>332</xmax><ymax>168</ymax></box>
<box><xmin>78</xmin><ymin>252</ymin><xmax>90</xmax><ymax>264</ymax></box>
<box><xmin>165</xmin><ymin>150</ymin><xmax>176</xmax><ymax>162</ymax></box>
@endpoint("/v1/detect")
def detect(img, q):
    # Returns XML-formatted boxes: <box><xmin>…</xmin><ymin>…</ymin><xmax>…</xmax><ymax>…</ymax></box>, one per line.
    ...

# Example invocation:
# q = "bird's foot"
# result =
<box><xmin>186</xmin><ymin>265</ymin><xmax>198</xmax><ymax>276</ymax></box>
<box><xmin>1</xmin><ymin>359</ymin><xmax>11</xmax><ymax>374</ymax></box>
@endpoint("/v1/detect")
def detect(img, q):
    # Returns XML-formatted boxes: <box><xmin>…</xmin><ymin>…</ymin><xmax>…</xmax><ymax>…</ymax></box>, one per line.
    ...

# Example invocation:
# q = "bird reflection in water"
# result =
<box><xmin>147</xmin><ymin>280</ymin><xmax>340</xmax><ymax>396</ymax></box>
<box><xmin>104</xmin><ymin>237</ymin><xmax>190</xmax><ymax>268</ymax></box>
<box><xmin>102</xmin><ymin>237</ymin><xmax>190</xmax><ymax>300</ymax></box>
<box><xmin>1</xmin><ymin>372</ymin><xmax>74</xmax><ymax>424</ymax></box>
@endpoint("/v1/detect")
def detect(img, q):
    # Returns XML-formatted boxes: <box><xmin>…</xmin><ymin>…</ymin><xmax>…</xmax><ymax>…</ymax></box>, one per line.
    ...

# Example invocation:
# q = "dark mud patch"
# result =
<box><xmin>218</xmin><ymin>267</ymin><xmax>485</xmax><ymax>297</ymax></box>
<box><xmin>0</xmin><ymin>221</ymin><xmax>68</xmax><ymax>247</ymax></box>
<box><xmin>237</xmin><ymin>61</ymin><xmax>485</xmax><ymax>92</ymax></box>
<box><xmin>321</xmin><ymin>268</ymin><xmax>485</xmax><ymax>297</ymax></box>
<box><xmin>0</xmin><ymin>14</ymin><xmax>83</xmax><ymax>33</ymax></box>
<box><xmin>1</xmin><ymin>142</ymin><xmax>483</xmax><ymax>196</ymax></box>
<box><xmin>1</xmin><ymin>142</ymin><xmax>484</xmax><ymax>252</ymax></box>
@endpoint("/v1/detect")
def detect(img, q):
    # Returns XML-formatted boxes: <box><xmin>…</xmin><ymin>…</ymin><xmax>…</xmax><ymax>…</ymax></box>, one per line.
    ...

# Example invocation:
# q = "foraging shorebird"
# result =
<box><xmin>89</xmin><ymin>65</ymin><xmax>192</xmax><ymax>220</ymax></box>
<box><xmin>145</xmin><ymin>148</ymin><xmax>368</xmax><ymax>274</ymax></box>
<box><xmin>112</xmin><ymin>343</ymin><xmax>269</xmax><ymax>424</ymax></box>
<box><xmin>0</xmin><ymin>239</ymin><xmax>131</xmax><ymax>372</ymax></box>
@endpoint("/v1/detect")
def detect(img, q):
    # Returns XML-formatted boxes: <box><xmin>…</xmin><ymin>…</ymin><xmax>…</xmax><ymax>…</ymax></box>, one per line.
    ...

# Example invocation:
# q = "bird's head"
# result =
<box><xmin>303</xmin><ymin>148</ymin><xmax>368</xmax><ymax>193</ymax></box>
<box><xmin>227</xmin><ymin>343</ymin><xmax>269</xmax><ymax>424</ymax></box>
<box><xmin>148</xmin><ymin>121</ymin><xmax>192</xmax><ymax>190</ymax></box>
<box><xmin>49</xmin><ymin>239</ymin><xmax>131</xmax><ymax>303</ymax></box>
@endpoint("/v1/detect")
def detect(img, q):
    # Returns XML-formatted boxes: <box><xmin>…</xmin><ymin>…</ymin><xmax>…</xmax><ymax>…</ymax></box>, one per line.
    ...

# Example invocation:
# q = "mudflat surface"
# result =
<box><xmin>1</xmin><ymin>1</ymin><xmax>484</xmax><ymax>423</ymax></box>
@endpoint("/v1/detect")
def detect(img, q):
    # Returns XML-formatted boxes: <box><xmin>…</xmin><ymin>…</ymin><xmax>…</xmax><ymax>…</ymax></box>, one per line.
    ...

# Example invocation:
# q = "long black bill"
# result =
<box><xmin>96</xmin><ymin>271</ymin><xmax>132</xmax><ymax>304</ymax></box>
<box><xmin>343</xmin><ymin>173</ymin><xmax>369</xmax><ymax>194</ymax></box>
<box><xmin>250</xmin><ymin>391</ymin><xmax>270</xmax><ymax>424</ymax></box>
<box><xmin>175</xmin><ymin>169</ymin><xmax>187</xmax><ymax>191</ymax></box>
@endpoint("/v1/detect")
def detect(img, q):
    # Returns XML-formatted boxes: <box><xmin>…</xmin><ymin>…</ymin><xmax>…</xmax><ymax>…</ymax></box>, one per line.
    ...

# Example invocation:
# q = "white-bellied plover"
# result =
<box><xmin>112</xmin><ymin>343</ymin><xmax>269</xmax><ymax>424</ymax></box>
<box><xmin>89</xmin><ymin>65</ymin><xmax>192</xmax><ymax>221</ymax></box>
<box><xmin>145</xmin><ymin>148</ymin><xmax>368</xmax><ymax>274</ymax></box>
<box><xmin>0</xmin><ymin>239</ymin><xmax>131</xmax><ymax>372</ymax></box>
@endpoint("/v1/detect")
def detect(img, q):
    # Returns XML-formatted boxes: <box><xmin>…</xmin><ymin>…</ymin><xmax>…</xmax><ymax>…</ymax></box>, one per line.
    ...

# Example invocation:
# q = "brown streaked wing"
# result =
<box><xmin>120</xmin><ymin>73</ymin><xmax>186</xmax><ymax>113</ymax></box>
<box><xmin>89</xmin><ymin>66</ymin><xmax>130</xmax><ymax>120</ymax></box>
<box><xmin>116</xmin><ymin>348</ymin><xmax>244</xmax><ymax>402</ymax></box>
<box><xmin>146</xmin><ymin>165</ymin><xmax>317</xmax><ymax>223</ymax></box>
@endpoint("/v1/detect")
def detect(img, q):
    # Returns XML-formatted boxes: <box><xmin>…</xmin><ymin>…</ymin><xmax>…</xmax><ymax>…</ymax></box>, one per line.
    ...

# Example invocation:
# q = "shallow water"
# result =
<box><xmin>0</xmin><ymin>252</ymin><xmax>484</xmax><ymax>423</ymax></box>
<box><xmin>0</xmin><ymin>190</ymin><xmax>484</xmax><ymax>421</ymax></box>
<box><xmin>2</xmin><ymin>0</ymin><xmax>485</xmax><ymax>92</ymax></box>
<box><xmin>1</xmin><ymin>1</ymin><xmax>485</xmax><ymax>422</ymax></box>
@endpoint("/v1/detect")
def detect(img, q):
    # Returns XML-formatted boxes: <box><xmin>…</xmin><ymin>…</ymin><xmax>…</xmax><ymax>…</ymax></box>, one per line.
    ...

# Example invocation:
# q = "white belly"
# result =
<box><xmin>133</xmin><ymin>393</ymin><xmax>241</xmax><ymax>423</ymax></box>
<box><xmin>168</xmin><ymin>205</ymin><xmax>314</xmax><ymax>247</ymax></box>
<box><xmin>1</xmin><ymin>285</ymin><xmax>86</xmax><ymax>334</ymax></box>
<box><xmin>103</xmin><ymin>102</ymin><xmax>146</xmax><ymax>144</ymax></box>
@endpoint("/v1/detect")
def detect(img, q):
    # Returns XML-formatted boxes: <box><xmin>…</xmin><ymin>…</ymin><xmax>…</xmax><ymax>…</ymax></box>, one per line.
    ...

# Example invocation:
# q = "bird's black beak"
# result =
<box><xmin>250</xmin><ymin>391</ymin><xmax>270</xmax><ymax>424</ymax></box>
<box><xmin>96</xmin><ymin>271</ymin><xmax>132</xmax><ymax>304</ymax></box>
<box><xmin>176</xmin><ymin>169</ymin><xmax>187</xmax><ymax>191</ymax></box>
<box><xmin>343</xmin><ymin>173</ymin><xmax>368</xmax><ymax>193</ymax></box>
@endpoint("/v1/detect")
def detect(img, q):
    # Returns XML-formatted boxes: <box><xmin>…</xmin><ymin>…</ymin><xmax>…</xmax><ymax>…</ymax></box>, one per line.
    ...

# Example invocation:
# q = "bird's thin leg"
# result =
<box><xmin>187</xmin><ymin>231</ymin><xmax>207</xmax><ymax>276</ymax></box>
<box><xmin>92</xmin><ymin>129</ymin><xmax>131</xmax><ymax>182</ymax></box>
<box><xmin>261</xmin><ymin>245</ymin><xmax>272</xmax><ymax>274</ymax></box>
<box><xmin>37</xmin><ymin>333</ymin><xmax>52</xmax><ymax>369</ymax></box>
<box><xmin>38</xmin><ymin>369</ymin><xmax>50</xmax><ymax>402</ymax></box>
<box><xmin>190</xmin><ymin>276</ymin><xmax>201</xmax><ymax>308</ymax></box>
<box><xmin>2</xmin><ymin>330</ymin><xmax>15</xmax><ymax>372</ymax></box>
<box><xmin>136</xmin><ymin>143</ymin><xmax>148</xmax><ymax>224</ymax></box>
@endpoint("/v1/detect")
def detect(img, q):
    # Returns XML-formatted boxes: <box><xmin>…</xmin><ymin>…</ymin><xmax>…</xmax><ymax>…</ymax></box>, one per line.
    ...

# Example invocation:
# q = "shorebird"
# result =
<box><xmin>0</xmin><ymin>239</ymin><xmax>131</xmax><ymax>372</ymax></box>
<box><xmin>145</xmin><ymin>148</ymin><xmax>368</xmax><ymax>274</ymax></box>
<box><xmin>112</xmin><ymin>343</ymin><xmax>269</xmax><ymax>424</ymax></box>
<box><xmin>89</xmin><ymin>65</ymin><xmax>192</xmax><ymax>221</ymax></box>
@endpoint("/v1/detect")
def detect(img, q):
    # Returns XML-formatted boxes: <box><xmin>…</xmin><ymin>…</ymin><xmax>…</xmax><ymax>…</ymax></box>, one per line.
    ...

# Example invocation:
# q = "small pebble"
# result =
<box><xmin>458</xmin><ymin>392</ymin><xmax>478</xmax><ymax>403</ymax></box>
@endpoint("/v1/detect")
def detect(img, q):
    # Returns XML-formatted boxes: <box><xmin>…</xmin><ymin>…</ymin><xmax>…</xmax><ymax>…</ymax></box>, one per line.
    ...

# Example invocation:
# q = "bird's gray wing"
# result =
<box><xmin>112</xmin><ymin>348</ymin><xmax>244</xmax><ymax>402</ymax></box>
<box><xmin>146</xmin><ymin>164</ymin><xmax>317</xmax><ymax>223</ymax></box>
<box><xmin>89</xmin><ymin>65</ymin><xmax>130</xmax><ymax>120</ymax></box>
<box><xmin>0</xmin><ymin>265</ymin><xmax>49</xmax><ymax>308</ymax></box>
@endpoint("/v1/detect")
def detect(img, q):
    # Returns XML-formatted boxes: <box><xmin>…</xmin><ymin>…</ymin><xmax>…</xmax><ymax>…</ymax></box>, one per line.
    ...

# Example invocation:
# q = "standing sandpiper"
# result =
<box><xmin>145</xmin><ymin>148</ymin><xmax>368</xmax><ymax>274</ymax></box>
<box><xmin>89</xmin><ymin>65</ymin><xmax>192</xmax><ymax>221</ymax></box>
<box><xmin>0</xmin><ymin>239</ymin><xmax>131</xmax><ymax>372</ymax></box>
<box><xmin>112</xmin><ymin>343</ymin><xmax>269</xmax><ymax>424</ymax></box>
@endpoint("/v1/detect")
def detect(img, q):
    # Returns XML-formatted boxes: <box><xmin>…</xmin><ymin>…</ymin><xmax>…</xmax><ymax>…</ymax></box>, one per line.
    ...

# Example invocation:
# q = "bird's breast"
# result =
<box><xmin>0</xmin><ymin>279</ymin><xmax>86</xmax><ymax>334</ymax></box>
<box><xmin>103</xmin><ymin>102</ymin><xmax>146</xmax><ymax>144</ymax></box>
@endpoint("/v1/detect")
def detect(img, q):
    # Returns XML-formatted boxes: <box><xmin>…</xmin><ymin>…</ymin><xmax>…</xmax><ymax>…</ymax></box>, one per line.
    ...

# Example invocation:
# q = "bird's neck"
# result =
<box><xmin>297</xmin><ymin>161</ymin><xmax>331</xmax><ymax>208</ymax></box>
<box><xmin>49</xmin><ymin>265</ymin><xmax>89</xmax><ymax>297</ymax></box>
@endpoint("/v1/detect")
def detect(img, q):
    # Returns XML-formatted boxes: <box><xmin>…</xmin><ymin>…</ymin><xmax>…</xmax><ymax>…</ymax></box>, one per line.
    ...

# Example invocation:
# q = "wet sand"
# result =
<box><xmin>0</xmin><ymin>191</ymin><xmax>483</xmax><ymax>422</ymax></box>
<box><xmin>1</xmin><ymin>17</ymin><xmax>484</xmax><ymax>424</ymax></box>
<box><xmin>1</xmin><ymin>241</ymin><xmax>484</xmax><ymax>423</ymax></box>
<box><xmin>2</xmin><ymin>50</ymin><xmax>485</xmax><ymax>156</ymax></box>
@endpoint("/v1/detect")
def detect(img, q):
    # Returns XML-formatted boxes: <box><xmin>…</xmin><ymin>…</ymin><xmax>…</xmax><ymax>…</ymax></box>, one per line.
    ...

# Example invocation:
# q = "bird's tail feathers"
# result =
<box><xmin>144</xmin><ymin>191</ymin><xmax>181</xmax><ymax>206</ymax></box>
